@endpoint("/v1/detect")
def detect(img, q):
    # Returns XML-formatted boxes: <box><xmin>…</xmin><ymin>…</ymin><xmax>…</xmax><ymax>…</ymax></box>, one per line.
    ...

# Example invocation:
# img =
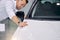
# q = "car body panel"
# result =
<box><xmin>11</xmin><ymin>19</ymin><xmax>60</xmax><ymax>40</ymax></box>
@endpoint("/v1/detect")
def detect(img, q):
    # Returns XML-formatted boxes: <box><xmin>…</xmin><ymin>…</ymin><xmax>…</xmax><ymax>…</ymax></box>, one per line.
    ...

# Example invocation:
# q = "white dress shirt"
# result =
<box><xmin>0</xmin><ymin>0</ymin><xmax>18</xmax><ymax>21</ymax></box>
<box><xmin>0</xmin><ymin>0</ymin><xmax>8</xmax><ymax>21</ymax></box>
<box><xmin>5</xmin><ymin>0</ymin><xmax>18</xmax><ymax>19</ymax></box>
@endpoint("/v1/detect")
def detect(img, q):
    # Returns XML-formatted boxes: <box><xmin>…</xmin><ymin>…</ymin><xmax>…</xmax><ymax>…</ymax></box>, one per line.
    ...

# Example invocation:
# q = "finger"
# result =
<box><xmin>23</xmin><ymin>23</ymin><xmax>28</xmax><ymax>27</ymax></box>
<box><xmin>19</xmin><ymin>24</ymin><xmax>27</xmax><ymax>27</ymax></box>
<box><xmin>19</xmin><ymin>22</ymin><xmax>28</xmax><ymax>27</ymax></box>
<box><xmin>23</xmin><ymin>21</ymin><xmax>27</xmax><ymax>23</ymax></box>
<box><xmin>23</xmin><ymin>24</ymin><xmax>28</xmax><ymax>26</ymax></box>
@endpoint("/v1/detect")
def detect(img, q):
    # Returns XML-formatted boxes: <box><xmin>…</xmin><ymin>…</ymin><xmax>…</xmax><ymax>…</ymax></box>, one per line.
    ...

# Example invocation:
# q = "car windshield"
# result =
<box><xmin>30</xmin><ymin>0</ymin><xmax>60</xmax><ymax>20</ymax></box>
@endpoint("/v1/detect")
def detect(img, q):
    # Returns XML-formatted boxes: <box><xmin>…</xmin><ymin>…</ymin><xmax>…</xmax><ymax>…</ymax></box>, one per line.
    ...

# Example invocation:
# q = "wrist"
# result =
<box><xmin>17</xmin><ymin>21</ymin><xmax>20</xmax><ymax>25</ymax></box>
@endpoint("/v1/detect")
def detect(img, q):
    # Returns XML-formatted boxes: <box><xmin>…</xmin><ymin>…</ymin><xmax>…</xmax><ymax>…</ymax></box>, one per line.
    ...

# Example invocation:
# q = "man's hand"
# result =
<box><xmin>19</xmin><ymin>21</ymin><xmax>28</xmax><ymax>27</ymax></box>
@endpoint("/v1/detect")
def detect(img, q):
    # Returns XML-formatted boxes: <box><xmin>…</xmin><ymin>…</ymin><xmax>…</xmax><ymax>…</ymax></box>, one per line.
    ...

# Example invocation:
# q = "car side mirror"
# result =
<box><xmin>16</xmin><ymin>11</ymin><xmax>24</xmax><ymax>22</ymax></box>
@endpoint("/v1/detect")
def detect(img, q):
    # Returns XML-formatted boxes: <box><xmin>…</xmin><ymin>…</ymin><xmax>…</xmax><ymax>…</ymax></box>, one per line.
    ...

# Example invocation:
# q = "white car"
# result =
<box><xmin>11</xmin><ymin>0</ymin><xmax>60</xmax><ymax>40</ymax></box>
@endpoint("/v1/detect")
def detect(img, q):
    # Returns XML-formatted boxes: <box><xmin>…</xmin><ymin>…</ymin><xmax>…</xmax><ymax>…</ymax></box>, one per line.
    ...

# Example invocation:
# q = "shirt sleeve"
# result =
<box><xmin>5</xmin><ymin>1</ymin><xmax>16</xmax><ymax>19</ymax></box>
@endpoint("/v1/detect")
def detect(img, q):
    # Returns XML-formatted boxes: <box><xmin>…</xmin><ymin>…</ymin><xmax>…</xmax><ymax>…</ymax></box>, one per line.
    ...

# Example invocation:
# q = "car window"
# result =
<box><xmin>31</xmin><ymin>1</ymin><xmax>60</xmax><ymax>20</ymax></box>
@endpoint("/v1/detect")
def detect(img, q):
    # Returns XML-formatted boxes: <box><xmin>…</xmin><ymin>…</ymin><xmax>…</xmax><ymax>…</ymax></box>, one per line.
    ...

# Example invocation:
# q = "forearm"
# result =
<box><xmin>11</xmin><ymin>16</ymin><xmax>20</xmax><ymax>25</ymax></box>
<box><xmin>11</xmin><ymin>15</ymin><xmax>28</xmax><ymax>27</ymax></box>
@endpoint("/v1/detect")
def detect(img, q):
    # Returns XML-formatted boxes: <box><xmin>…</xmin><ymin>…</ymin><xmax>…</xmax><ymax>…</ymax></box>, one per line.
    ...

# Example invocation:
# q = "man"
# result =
<box><xmin>0</xmin><ymin>0</ymin><xmax>28</xmax><ymax>40</ymax></box>
<box><xmin>5</xmin><ymin>0</ymin><xmax>28</xmax><ymax>27</ymax></box>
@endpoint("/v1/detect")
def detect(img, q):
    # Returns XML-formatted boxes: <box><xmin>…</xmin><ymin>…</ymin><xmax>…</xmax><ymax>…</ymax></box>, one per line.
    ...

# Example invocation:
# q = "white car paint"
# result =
<box><xmin>11</xmin><ymin>19</ymin><xmax>60</xmax><ymax>40</ymax></box>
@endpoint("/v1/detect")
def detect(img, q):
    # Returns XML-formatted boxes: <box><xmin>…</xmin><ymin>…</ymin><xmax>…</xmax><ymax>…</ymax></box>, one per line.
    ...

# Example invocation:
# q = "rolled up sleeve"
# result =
<box><xmin>5</xmin><ymin>1</ymin><xmax>16</xmax><ymax>19</ymax></box>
